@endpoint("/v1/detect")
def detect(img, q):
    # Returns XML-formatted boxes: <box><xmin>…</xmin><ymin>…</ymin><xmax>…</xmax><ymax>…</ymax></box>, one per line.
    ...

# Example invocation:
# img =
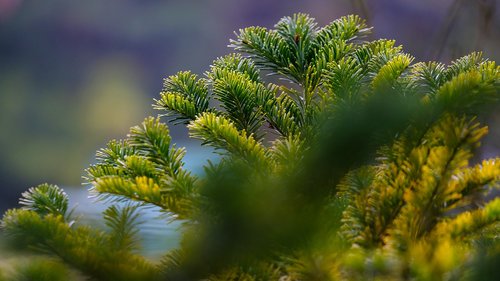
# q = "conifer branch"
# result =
<box><xmin>1</xmin><ymin>209</ymin><xmax>159</xmax><ymax>280</ymax></box>
<box><xmin>2</xmin><ymin>13</ymin><xmax>499</xmax><ymax>281</ymax></box>
<box><xmin>188</xmin><ymin>112</ymin><xmax>270</xmax><ymax>169</ymax></box>
<box><xmin>154</xmin><ymin>71</ymin><xmax>210</xmax><ymax>123</ymax></box>
<box><xmin>433</xmin><ymin>197</ymin><xmax>500</xmax><ymax>241</ymax></box>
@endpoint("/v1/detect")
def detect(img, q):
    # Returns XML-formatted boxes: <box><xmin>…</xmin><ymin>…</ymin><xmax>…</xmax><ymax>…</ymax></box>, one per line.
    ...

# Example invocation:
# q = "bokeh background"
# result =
<box><xmin>1</xmin><ymin>0</ymin><xmax>499</xmax><ymax>212</ymax></box>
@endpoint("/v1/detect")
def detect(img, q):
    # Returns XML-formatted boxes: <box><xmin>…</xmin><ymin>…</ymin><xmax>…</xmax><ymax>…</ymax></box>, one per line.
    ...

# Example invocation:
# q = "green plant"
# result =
<box><xmin>2</xmin><ymin>14</ymin><xmax>499</xmax><ymax>280</ymax></box>
<box><xmin>12</xmin><ymin>259</ymin><xmax>71</xmax><ymax>281</ymax></box>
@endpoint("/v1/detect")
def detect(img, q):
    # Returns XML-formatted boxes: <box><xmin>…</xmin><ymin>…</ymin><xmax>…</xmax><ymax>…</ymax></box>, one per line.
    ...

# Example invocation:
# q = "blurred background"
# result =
<box><xmin>0</xmin><ymin>0</ymin><xmax>499</xmax><ymax>213</ymax></box>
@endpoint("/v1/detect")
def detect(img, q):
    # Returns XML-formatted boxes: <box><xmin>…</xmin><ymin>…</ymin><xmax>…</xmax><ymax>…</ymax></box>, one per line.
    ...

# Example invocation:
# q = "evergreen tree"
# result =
<box><xmin>2</xmin><ymin>14</ymin><xmax>499</xmax><ymax>280</ymax></box>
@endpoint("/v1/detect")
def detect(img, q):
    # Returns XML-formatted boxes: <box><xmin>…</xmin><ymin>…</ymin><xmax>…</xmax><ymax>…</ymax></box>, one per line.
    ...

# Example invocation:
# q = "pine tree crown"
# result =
<box><xmin>1</xmin><ymin>13</ymin><xmax>499</xmax><ymax>281</ymax></box>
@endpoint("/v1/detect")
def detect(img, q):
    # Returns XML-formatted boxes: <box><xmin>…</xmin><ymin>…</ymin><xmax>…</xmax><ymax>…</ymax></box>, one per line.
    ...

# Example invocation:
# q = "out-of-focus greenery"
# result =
<box><xmin>12</xmin><ymin>259</ymin><xmax>71</xmax><ymax>281</ymax></box>
<box><xmin>1</xmin><ymin>13</ymin><xmax>499</xmax><ymax>280</ymax></box>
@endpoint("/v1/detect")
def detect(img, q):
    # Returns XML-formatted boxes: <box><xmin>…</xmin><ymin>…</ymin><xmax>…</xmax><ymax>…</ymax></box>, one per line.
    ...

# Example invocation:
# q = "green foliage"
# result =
<box><xmin>18</xmin><ymin>184</ymin><xmax>70</xmax><ymax>221</ymax></box>
<box><xmin>85</xmin><ymin>117</ymin><xmax>197</xmax><ymax>219</ymax></box>
<box><xmin>2</xmin><ymin>197</ymin><xmax>158</xmax><ymax>280</ymax></box>
<box><xmin>155</xmin><ymin>71</ymin><xmax>209</xmax><ymax>123</ymax></box>
<box><xmin>2</xmin><ymin>13</ymin><xmax>500</xmax><ymax>280</ymax></box>
<box><xmin>13</xmin><ymin>259</ymin><xmax>70</xmax><ymax>281</ymax></box>
<box><xmin>103</xmin><ymin>204</ymin><xmax>142</xmax><ymax>251</ymax></box>
<box><xmin>188</xmin><ymin>112</ymin><xmax>270</xmax><ymax>168</ymax></box>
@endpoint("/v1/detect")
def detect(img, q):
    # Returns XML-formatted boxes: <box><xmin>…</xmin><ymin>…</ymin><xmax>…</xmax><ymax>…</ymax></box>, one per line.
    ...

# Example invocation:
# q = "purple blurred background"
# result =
<box><xmin>0</xmin><ymin>0</ymin><xmax>499</xmax><ymax>212</ymax></box>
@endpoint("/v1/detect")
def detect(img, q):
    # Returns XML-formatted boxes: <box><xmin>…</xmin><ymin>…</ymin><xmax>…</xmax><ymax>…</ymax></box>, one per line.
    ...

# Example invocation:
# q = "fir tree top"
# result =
<box><xmin>1</xmin><ymin>13</ymin><xmax>499</xmax><ymax>281</ymax></box>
